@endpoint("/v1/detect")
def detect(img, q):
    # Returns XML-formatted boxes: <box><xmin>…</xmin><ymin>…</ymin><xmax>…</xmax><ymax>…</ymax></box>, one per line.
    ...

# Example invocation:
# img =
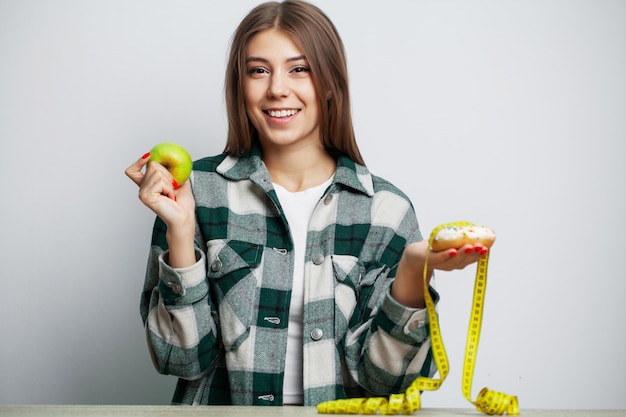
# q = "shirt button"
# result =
<box><xmin>171</xmin><ymin>283</ymin><xmax>182</xmax><ymax>294</ymax></box>
<box><xmin>324</xmin><ymin>194</ymin><xmax>333</xmax><ymax>205</ymax></box>
<box><xmin>312</xmin><ymin>254</ymin><xmax>325</xmax><ymax>265</ymax></box>
<box><xmin>211</xmin><ymin>259</ymin><xmax>223</xmax><ymax>272</ymax></box>
<box><xmin>310</xmin><ymin>328</ymin><xmax>324</xmax><ymax>341</ymax></box>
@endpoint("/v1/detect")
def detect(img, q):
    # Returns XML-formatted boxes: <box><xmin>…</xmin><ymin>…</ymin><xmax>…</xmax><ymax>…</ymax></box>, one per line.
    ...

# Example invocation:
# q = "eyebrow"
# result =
<box><xmin>245</xmin><ymin>55</ymin><xmax>307</xmax><ymax>64</ymax></box>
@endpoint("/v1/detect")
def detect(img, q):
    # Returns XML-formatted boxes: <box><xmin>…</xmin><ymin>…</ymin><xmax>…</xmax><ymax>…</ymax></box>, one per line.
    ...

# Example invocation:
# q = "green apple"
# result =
<box><xmin>148</xmin><ymin>142</ymin><xmax>193</xmax><ymax>184</ymax></box>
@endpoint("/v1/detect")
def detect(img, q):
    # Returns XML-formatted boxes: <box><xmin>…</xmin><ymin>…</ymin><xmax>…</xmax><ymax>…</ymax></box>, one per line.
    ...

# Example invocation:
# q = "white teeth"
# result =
<box><xmin>268</xmin><ymin>109</ymin><xmax>298</xmax><ymax>118</ymax></box>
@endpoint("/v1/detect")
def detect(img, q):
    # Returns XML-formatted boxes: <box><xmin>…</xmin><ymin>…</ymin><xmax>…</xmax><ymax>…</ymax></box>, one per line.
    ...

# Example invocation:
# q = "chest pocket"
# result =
<box><xmin>206</xmin><ymin>239</ymin><xmax>263</xmax><ymax>351</ymax></box>
<box><xmin>332</xmin><ymin>255</ymin><xmax>390</xmax><ymax>340</ymax></box>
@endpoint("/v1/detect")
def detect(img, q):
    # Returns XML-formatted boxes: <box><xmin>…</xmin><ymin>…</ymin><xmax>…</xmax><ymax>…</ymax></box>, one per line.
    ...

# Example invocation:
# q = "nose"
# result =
<box><xmin>267</xmin><ymin>71</ymin><xmax>289</xmax><ymax>98</ymax></box>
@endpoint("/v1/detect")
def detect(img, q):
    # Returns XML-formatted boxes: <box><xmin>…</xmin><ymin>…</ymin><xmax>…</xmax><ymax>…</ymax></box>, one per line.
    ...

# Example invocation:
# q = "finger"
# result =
<box><xmin>475</xmin><ymin>244</ymin><xmax>489</xmax><ymax>255</ymax></box>
<box><xmin>163</xmin><ymin>180</ymin><xmax>178</xmax><ymax>202</ymax></box>
<box><xmin>149</xmin><ymin>163</ymin><xmax>178</xmax><ymax>201</ymax></box>
<box><xmin>428</xmin><ymin>246</ymin><xmax>484</xmax><ymax>271</ymax></box>
<box><xmin>428</xmin><ymin>248</ymin><xmax>461</xmax><ymax>264</ymax></box>
<box><xmin>138</xmin><ymin>165</ymin><xmax>178</xmax><ymax>205</ymax></box>
<box><xmin>124</xmin><ymin>152</ymin><xmax>151</xmax><ymax>186</ymax></box>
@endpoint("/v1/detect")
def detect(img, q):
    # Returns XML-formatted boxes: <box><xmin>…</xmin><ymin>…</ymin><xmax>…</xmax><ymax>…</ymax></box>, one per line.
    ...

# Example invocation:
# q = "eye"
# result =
<box><xmin>290</xmin><ymin>65</ymin><xmax>311</xmax><ymax>76</ymax></box>
<box><xmin>247</xmin><ymin>67</ymin><xmax>269</xmax><ymax>77</ymax></box>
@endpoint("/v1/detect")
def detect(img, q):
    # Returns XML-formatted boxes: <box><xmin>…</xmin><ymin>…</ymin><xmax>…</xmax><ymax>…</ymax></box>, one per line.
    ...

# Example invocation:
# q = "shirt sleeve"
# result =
<box><xmin>350</xmin><ymin>192</ymin><xmax>438</xmax><ymax>395</ymax></box>
<box><xmin>139</xmin><ymin>219</ymin><xmax>220</xmax><ymax>380</ymax></box>
<box><xmin>348</xmin><ymin>274</ymin><xmax>439</xmax><ymax>396</ymax></box>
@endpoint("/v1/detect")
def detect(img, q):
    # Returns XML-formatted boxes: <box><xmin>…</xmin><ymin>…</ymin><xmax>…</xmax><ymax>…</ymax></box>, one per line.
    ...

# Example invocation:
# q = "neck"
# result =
<box><xmin>263</xmin><ymin>143</ymin><xmax>336</xmax><ymax>192</ymax></box>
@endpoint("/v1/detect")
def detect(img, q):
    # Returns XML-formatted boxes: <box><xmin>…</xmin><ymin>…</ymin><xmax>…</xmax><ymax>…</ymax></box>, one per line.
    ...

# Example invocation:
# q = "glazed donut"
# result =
<box><xmin>431</xmin><ymin>224</ymin><xmax>496</xmax><ymax>252</ymax></box>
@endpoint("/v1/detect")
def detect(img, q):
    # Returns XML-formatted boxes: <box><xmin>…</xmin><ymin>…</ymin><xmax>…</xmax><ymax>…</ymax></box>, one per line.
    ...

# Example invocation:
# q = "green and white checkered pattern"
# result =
<box><xmin>140</xmin><ymin>145</ymin><xmax>437</xmax><ymax>406</ymax></box>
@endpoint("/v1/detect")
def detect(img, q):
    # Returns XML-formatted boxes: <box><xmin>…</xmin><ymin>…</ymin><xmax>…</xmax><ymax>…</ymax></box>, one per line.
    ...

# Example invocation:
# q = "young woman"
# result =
<box><xmin>125</xmin><ymin>0</ymin><xmax>487</xmax><ymax>407</ymax></box>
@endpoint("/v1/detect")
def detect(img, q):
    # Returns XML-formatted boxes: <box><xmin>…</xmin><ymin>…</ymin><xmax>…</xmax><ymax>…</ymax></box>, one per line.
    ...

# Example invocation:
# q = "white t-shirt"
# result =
<box><xmin>273</xmin><ymin>177</ymin><xmax>333</xmax><ymax>405</ymax></box>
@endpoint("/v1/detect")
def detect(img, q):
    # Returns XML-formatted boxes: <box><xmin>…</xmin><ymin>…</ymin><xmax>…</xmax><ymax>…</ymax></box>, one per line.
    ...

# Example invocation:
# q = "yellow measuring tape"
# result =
<box><xmin>317</xmin><ymin>221</ymin><xmax>519</xmax><ymax>415</ymax></box>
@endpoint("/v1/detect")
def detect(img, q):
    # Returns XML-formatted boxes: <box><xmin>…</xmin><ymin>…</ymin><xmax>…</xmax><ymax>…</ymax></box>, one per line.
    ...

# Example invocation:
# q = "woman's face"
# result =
<box><xmin>244</xmin><ymin>29</ymin><xmax>321</xmax><ymax>153</ymax></box>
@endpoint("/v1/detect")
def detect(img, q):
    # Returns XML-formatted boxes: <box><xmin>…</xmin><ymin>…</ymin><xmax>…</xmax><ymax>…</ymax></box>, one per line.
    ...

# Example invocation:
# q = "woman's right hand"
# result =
<box><xmin>125</xmin><ymin>153</ymin><xmax>197</xmax><ymax>267</ymax></box>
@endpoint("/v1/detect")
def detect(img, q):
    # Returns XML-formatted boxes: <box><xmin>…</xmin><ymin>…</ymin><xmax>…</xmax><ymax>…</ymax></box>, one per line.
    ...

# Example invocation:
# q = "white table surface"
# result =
<box><xmin>0</xmin><ymin>406</ymin><xmax>624</xmax><ymax>417</ymax></box>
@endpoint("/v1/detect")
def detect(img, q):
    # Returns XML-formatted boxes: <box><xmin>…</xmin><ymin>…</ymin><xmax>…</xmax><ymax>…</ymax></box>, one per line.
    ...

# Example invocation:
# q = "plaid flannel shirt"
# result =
<box><xmin>140</xmin><ymin>145</ymin><xmax>437</xmax><ymax>406</ymax></box>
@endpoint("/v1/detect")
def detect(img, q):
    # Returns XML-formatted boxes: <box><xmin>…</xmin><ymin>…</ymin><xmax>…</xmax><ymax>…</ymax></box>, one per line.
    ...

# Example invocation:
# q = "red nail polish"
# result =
<box><xmin>142</xmin><ymin>152</ymin><xmax>150</xmax><ymax>159</ymax></box>
<box><xmin>172</xmin><ymin>180</ymin><xmax>179</xmax><ymax>190</ymax></box>
<box><xmin>481</xmin><ymin>248</ymin><xmax>488</xmax><ymax>255</ymax></box>
<box><xmin>474</xmin><ymin>246</ymin><xmax>482</xmax><ymax>253</ymax></box>
<box><xmin>449</xmin><ymin>249</ymin><xmax>458</xmax><ymax>257</ymax></box>
<box><xmin>465</xmin><ymin>247</ymin><xmax>474</xmax><ymax>254</ymax></box>
<box><xmin>174</xmin><ymin>195</ymin><xmax>177</xmax><ymax>202</ymax></box>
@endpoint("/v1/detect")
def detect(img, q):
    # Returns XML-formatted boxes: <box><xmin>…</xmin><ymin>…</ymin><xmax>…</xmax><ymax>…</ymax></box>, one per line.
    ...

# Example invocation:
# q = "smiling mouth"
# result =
<box><xmin>265</xmin><ymin>109</ymin><xmax>300</xmax><ymax>118</ymax></box>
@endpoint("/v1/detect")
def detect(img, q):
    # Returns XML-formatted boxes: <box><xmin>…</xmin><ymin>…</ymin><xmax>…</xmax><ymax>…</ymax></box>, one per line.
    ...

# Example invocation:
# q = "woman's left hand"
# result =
<box><xmin>391</xmin><ymin>240</ymin><xmax>489</xmax><ymax>308</ymax></box>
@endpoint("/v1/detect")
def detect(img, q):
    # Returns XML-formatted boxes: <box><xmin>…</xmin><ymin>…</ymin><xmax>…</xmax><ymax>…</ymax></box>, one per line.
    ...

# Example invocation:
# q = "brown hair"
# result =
<box><xmin>223</xmin><ymin>0</ymin><xmax>365</xmax><ymax>165</ymax></box>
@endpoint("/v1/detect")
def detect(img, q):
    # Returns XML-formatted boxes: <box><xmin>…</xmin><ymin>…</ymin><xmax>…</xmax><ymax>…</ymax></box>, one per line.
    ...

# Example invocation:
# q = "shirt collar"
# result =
<box><xmin>216</xmin><ymin>143</ymin><xmax>374</xmax><ymax>197</ymax></box>
<box><xmin>333</xmin><ymin>154</ymin><xmax>374</xmax><ymax>197</ymax></box>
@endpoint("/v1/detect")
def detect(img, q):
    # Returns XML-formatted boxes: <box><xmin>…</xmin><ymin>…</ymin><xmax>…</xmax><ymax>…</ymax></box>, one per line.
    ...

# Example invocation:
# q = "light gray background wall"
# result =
<box><xmin>1</xmin><ymin>0</ymin><xmax>624</xmax><ymax>409</ymax></box>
